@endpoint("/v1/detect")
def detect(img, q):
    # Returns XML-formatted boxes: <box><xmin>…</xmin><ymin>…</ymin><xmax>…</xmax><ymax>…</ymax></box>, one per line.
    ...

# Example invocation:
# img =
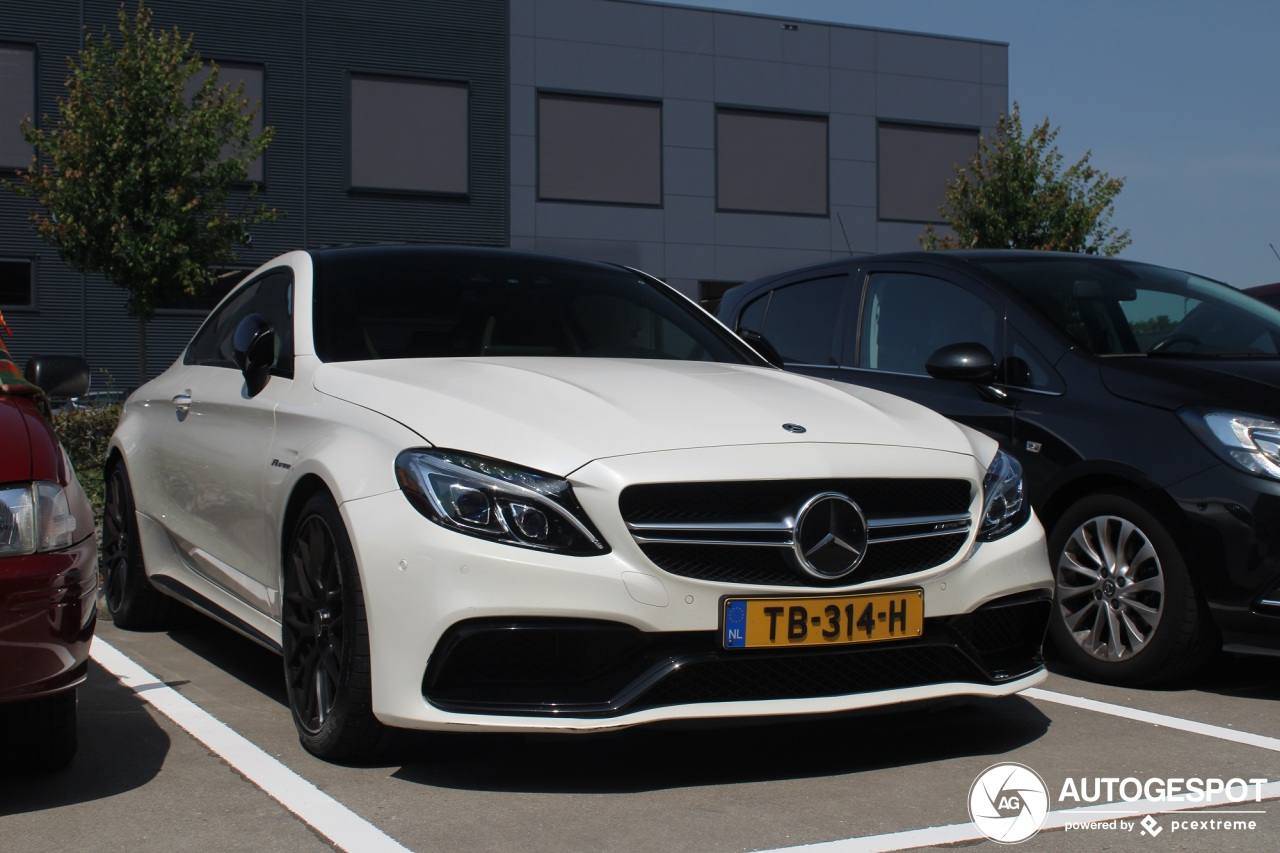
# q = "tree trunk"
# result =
<box><xmin>138</xmin><ymin>315</ymin><xmax>148</xmax><ymax>384</ymax></box>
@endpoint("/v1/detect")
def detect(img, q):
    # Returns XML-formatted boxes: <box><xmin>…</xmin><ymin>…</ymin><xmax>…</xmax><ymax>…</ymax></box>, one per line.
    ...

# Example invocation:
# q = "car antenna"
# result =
<box><xmin>1270</xmin><ymin>242</ymin><xmax>1280</xmax><ymax>266</ymax></box>
<box><xmin>837</xmin><ymin>212</ymin><xmax>853</xmax><ymax>255</ymax></box>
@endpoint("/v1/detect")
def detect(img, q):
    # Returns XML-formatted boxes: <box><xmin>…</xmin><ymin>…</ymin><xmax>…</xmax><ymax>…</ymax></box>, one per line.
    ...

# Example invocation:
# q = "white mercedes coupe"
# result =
<box><xmin>105</xmin><ymin>246</ymin><xmax>1052</xmax><ymax>760</ymax></box>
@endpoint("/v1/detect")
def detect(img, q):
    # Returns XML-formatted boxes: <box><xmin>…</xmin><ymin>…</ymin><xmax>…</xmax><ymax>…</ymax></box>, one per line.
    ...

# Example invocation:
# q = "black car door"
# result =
<box><xmin>733</xmin><ymin>269</ymin><xmax>852</xmax><ymax>381</ymax></box>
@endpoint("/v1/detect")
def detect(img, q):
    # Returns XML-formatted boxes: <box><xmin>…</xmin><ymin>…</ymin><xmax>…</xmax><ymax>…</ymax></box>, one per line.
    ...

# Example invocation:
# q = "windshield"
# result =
<box><xmin>972</xmin><ymin>256</ymin><xmax>1280</xmax><ymax>357</ymax></box>
<box><xmin>311</xmin><ymin>250</ymin><xmax>761</xmax><ymax>365</ymax></box>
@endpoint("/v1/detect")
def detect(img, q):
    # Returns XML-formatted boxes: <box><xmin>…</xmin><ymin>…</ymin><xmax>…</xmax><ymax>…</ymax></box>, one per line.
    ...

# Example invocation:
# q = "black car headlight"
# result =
<box><xmin>1181</xmin><ymin>410</ymin><xmax>1280</xmax><ymax>480</ymax></box>
<box><xmin>0</xmin><ymin>482</ymin><xmax>78</xmax><ymax>556</ymax></box>
<box><xmin>977</xmin><ymin>450</ymin><xmax>1028</xmax><ymax>542</ymax></box>
<box><xmin>395</xmin><ymin>450</ymin><xmax>608</xmax><ymax>556</ymax></box>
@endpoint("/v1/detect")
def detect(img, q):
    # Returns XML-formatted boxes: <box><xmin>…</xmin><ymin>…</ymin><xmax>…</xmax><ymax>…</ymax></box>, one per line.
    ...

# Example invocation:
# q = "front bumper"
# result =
<box><xmin>1168</xmin><ymin>464</ymin><xmax>1280</xmax><ymax>653</ymax></box>
<box><xmin>342</xmin><ymin>443</ymin><xmax>1052</xmax><ymax>733</ymax></box>
<box><xmin>0</xmin><ymin>535</ymin><xmax>98</xmax><ymax>703</ymax></box>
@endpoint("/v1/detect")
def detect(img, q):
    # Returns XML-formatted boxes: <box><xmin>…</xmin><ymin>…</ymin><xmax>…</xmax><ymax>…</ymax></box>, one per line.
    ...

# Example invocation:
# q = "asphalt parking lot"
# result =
<box><xmin>3</xmin><ymin>609</ymin><xmax>1279</xmax><ymax>853</ymax></box>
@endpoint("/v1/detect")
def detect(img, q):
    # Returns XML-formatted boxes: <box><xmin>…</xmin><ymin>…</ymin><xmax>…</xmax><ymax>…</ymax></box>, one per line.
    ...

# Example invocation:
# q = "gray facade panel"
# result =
<box><xmin>712</xmin><ymin>12</ymin><xmax>829</xmax><ymax>67</ymax></box>
<box><xmin>714</xmin><ymin>213</ymin><xmax>832</xmax><ymax>253</ymax></box>
<box><xmin>510</xmin><ymin>83</ymin><xmax>536</xmax><ymax>141</ymax></box>
<box><xmin>878</xmin><ymin>219</ymin><xmax>939</xmax><ymax>252</ymax></box>
<box><xmin>510</xmin><ymin>132</ymin><xmax>535</xmax><ymax>189</ymax></box>
<box><xmin>662</xmin><ymin>195</ymin><xmax>716</xmax><ymax>245</ymax></box>
<box><xmin>535</xmin><ymin>0</ymin><xmax>662</xmax><ymax>49</ymax></box>
<box><xmin>510</xmin><ymin>0</ymin><xmax>536</xmax><ymax>36</ymax></box>
<box><xmin>876</xmin><ymin>75</ymin><xmax>984</xmax><ymax>125</ymax></box>
<box><xmin>715</xmin><ymin>245</ymin><xmax>833</xmax><ymax>283</ymax></box>
<box><xmin>662</xmin><ymin>98</ymin><xmax>713</xmax><ymax>149</ymax></box>
<box><xmin>532</xmin><ymin>236</ymin><xmax>663</xmax><ymax>272</ymax></box>
<box><xmin>830</xmin><ymin>158</ymin><xmax>876</xmax><ymax>208</ymax></box>
<box><xmin>662</xmin><ymin>242</ymin><xmax>716</xmax><ymax>281</ymax></box>
<box><xmin>875</xmin><ymin>31</ymin><xmax>983</xmax><ymax>82</ymax></box>
<box><xmin>829</xmin><ymin>113</ymin><xmax>876</xmax><ymax>161</ymax></box>
<box><xmin>511</xmin><ymin>34</ymin><xmax>535</xmax><ymax>80</ymax></box>
<box><xmin>660</xmin><ymin>6</ymin><xmax>714</xmax><ymax>54</ymax></box>
<box><xmin>534</xmin><ymin>40</ymin><xmax>663</xmax><ymax>96</ymax></box>
<box><xmin>981</xmin><ymin>42</ymin><xmax>1009</xmax><ymax>86</ymax></box>
<box><xmin>830</xmin><ymin>68</ymin><xmax>875</xmax><ymax>116</ymax></box>
<box><xmin>830</xmin><ymin>205</ymin><xmax>878</xmax><ymax>254</ymax></box>
<box><xmin>662</xmin><ymin>50</ymin><xmax>714</xmax><ymax>100</ymax></box>
<box><xmin>829</xmin><ymin>25</ymin><xmax>876</xmax><ymax>71</ymax></box>
<box><xmin>535</xmin><ymin>203</ymin><xmax>665</xmax><ymax>243</ymax></box>
<box><xmin>714</xmin><ymin>57</ymin><xmax>830</xmax><ymax>113</ymax></box>
<box><xmin>664</xmin><ymin>146</ymin><xmax>715</xmax><ymax>199</ymax></box>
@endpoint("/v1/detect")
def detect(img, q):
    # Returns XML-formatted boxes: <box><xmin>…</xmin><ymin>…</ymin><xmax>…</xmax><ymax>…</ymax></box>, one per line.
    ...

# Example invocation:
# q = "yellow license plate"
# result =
<box><xmin>722</xmin><ymin>590</ymin><xmax>924</xmax><ymax>649</ymax></box>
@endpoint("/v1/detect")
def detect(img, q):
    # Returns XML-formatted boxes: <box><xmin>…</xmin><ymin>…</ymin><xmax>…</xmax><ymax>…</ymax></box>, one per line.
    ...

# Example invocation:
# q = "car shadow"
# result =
<box><xmin>1043</xmin><ymin>646</ymin><xmax>1280</xmax><ymax>698</ymax></box>
<box><xmin>161</xmin><ymin>606</ymin><xmax>290</xmax><ymax>708</ymax></box>
<box><xmin>0</xmin><ymin>661</ymin><xmax>170</xmax><ymax>815</ymax></box>
<box><xmin>390</xmin><ymin>694</ymin><xmax>1052</xmax><ymax>794</ymax></box>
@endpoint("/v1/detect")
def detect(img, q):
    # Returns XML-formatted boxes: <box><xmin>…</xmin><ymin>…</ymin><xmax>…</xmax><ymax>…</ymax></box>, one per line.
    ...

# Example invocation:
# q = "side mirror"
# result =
<box><xmin>738</xmin><ymin>329</ymin><xmax>785</xmax><ymax>368</ymax></box>
<box><xmin>233</xmin><ymin>313</ymin><xmax>275</xmax><ymax>397</ymax></box>
<box><xmin>925</xmin><ymin>342</ymin><xmax>998</xmax><ymax>384</ymax></box>
<box><xmin>24</xmin><ymin>356</ymin><xmax>91</xmax><ymax>398</ymax></box>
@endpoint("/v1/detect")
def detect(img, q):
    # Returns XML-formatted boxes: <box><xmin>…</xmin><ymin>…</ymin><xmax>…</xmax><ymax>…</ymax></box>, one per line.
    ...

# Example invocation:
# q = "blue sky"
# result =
<box><xmin>681</xmin><ymin>0</ymin><xmax>1280</xmax><ymax>287</ymax></box>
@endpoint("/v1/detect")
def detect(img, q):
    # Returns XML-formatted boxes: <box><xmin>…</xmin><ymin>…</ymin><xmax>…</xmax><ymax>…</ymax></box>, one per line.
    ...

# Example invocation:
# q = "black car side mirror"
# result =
<box><xmin>233</xmin><ymin>313</ymin><xmax>276</xmax><ymax>397</ymax></box>
<box><xmin>925</xmin><ymin>342</ymin><xmax>998</xmax><ymax>384</ymax></box>
<box><xmin>24</xmin><ymin>355</ymin><xmax>91</xmax><ymax>398</ymax></box>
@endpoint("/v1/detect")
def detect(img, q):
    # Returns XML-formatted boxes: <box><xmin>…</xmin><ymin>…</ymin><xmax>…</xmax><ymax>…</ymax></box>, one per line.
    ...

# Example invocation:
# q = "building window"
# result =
<box><xmin>186</xmin><ymin>62</ymin><xmax>267</xmax><ymax>182</ymax></box>
<box><xmin>878</xmin><ymin>123</ymin><xmax>979</xmax><ymax>223</ymax></box>
<box><xmin>350</xmin><ymin>74</ymin><xmax>468</xmax><ymax>195</ymax></box>
<box><xmin>538</xmin><ymin>93</ymin><xmax>661</xmax><ymax>206</ymax></box>
<box><xmin>0</xmin><ymin>44</ymin><xmax>35</xmax><ymax>169</ymax></box>
<box><xmin>717</xmin><ymin>108</ymin><xmax>827</xmax><ymax>216</ymax></box>
<box><xmin>0</xmin><ymin>258</ymin><xmax>33</xmax><ymax>307</ymax></box>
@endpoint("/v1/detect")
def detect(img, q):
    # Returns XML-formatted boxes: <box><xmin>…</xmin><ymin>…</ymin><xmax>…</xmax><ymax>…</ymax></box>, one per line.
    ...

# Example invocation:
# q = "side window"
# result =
<box><xmin>856</xmin><ymin>273</ymin><xmax>995</xmax><ymax>376</ymax></box>
<box><xmin>1001</xmin><ymin>328</ymin><xmax>1065</xmax><ymax>393</ymax></box>
<box><xmin>186</xmin><ymin>269</ymin><xmax>294</xmax><ymax>374</ymax></box>
<box><xmin>751</xmin><ymin>276</ymin><xmax>846</xmax><ymax>365</ymax></box>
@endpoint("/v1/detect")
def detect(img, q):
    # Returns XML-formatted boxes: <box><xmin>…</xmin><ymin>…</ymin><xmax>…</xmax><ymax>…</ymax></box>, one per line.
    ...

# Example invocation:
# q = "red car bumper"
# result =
<box><xmin>0</xmin><ymin>535</ymin><xmax>98</xmax><ymax>702</ymax></box>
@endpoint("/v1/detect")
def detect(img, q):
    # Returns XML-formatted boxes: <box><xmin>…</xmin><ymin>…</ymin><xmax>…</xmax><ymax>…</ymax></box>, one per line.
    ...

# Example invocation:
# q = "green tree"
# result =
<box><xmin>921</xmin><ymin>103</ymin><xmax>1130</xmax><ymax>256</ymax></box>
<box><xmin>8</xmin><ymin>1</ymin><xmax>280</xmax><ymax>379</ymax></box>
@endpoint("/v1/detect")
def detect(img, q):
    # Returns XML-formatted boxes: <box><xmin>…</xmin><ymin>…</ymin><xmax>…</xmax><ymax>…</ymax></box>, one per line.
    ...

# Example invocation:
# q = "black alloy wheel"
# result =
<box><xmin>101</xmin><ymin>462</ymin><xmax>170</xmax><ymax>630</ymax></box>
<box><xmin>282</xmin><ymin>492</ymin><xmax>390</xmax><ymax>760</ymax></box>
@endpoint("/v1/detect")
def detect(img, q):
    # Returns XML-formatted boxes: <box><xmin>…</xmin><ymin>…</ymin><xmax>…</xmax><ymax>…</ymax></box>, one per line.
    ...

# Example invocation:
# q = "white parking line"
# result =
<box><xmin>752</xmin><ymin>686</ymin><xmax>1280</xmax><ymax>853</ymax></box>
<box><xmin>91</xmin><ymin>639</ymin><xmax>412</xmax><ymax>853</ymax></box>
<box><xmin>1023</xmin><ymin>687</ymin><xmax>1280</xmax><ymax>751</ymax></box>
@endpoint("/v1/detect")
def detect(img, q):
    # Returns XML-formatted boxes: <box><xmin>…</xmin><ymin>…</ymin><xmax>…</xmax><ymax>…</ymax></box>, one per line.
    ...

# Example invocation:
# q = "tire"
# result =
<box><xmin>282</xmin><ymin>492</ymin><xmax>392</xmax><ymax>761</ymax></box>
<box><xmin>102</xmin><ymin>462</ymin><xmax>171</xmax><ymax>630</ymax></box>
<box><xmin>1</xmin><ymin>689</ymin><xmax>78</xmax><ymax>772</ymax></box>
<box><xmin>1047</xmin><ymin>493</ymin><xmax>1215</xmax><ymax>686</ymax></box>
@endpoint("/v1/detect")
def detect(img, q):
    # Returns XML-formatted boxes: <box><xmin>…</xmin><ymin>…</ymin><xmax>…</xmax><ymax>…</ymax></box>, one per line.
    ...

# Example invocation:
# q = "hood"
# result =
<box><xmin>313</xmin><ymin>357</ymin><xmax>977</xmax><ymax>475</ymax></box>
<box><xmin>1100</xmin><ymin>356</ymin><xmax>1280</xmax><ymax>414</ymax></box>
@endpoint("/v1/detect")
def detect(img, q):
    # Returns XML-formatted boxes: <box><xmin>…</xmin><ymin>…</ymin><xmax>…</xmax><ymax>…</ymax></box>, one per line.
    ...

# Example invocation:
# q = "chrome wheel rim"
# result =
<box><xmin>1056</xmin><ymin>514</ymin><xmax>1164</xmax><ymax>661</ymax></box>
<box><xmin>102</xmin><ymin>471</ymin><xmax>130</xmax><ymax>612</ymax></box>
<box><xmin>283</xmin><ymin>515</ymin><xmax>345</xmax><ymax>735</ymax></box>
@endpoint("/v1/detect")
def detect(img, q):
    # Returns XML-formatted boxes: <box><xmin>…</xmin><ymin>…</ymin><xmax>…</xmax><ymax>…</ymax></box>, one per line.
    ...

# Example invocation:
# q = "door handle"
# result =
<box><xmin>172</xmin><ymin>391</ymin><xmax>192</xmax><ymax>414</ymax></box>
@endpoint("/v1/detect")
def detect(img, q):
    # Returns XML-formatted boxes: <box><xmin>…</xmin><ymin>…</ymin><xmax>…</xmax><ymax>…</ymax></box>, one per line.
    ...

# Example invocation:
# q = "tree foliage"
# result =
<box><xmin>8</xmin><ymin>1</ymin><xmax>280</xmax><ymax>376</ymax></box>
<box><xmin>920</xmin><ymin>103</ymin><xmax>1130</xmax><ymax>256</ymax></box>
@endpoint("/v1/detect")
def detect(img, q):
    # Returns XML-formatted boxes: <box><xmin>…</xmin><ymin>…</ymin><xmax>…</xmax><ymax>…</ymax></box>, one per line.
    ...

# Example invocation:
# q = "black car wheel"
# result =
<box><xmin>1048</xmin><ymin>493</ymin><xmax>1214</xmax><ymax>685</ymax></box>
<box><xmin>102</xmin><ymin>462</ymin><xmax>171</xmax><ymax>630</ymax></box>
<box><xmin>282</xmin><ymin>492</ymin><xmax>390</xmax><ymax>760</ymax></box>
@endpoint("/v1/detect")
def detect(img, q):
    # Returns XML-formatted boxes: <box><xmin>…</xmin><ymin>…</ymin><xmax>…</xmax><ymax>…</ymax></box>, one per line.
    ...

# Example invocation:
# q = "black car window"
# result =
<box><xmin>974</xmin><ymin>256</ymin><xmax>1280</xmax><ymax>356</ymax></box>
<box><xmin>1002</xmin><ymin>327</ymin><xmax>1065</xmax><ymax>393</ymax></box>
<box><xmin>186</xmin><ymin>269</ymin><xmax>295</xmax><ymax>374</ymax></box>
<box><xmin>751</xmin><ymin>275</ymin><xmax>845</xmax><ymax>365</ymax></box>
<box><xmin>855</xmin><ymin>273</ymin><xmax>996</xmax><ymax>375</ymax></box>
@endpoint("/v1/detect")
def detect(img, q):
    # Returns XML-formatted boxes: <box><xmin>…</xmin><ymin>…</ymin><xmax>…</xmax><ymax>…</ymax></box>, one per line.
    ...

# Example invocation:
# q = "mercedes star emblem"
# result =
<box><xmin>792</xmin><ymin>492</ymin><xmax>869</xmax><ymax>579</ymax></box>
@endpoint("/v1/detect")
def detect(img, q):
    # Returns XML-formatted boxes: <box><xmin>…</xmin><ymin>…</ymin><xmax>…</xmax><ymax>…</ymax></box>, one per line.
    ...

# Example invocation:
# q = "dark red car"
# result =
<box><xmin>0</xmin><ymin>354</ymin><xmax>98</xmax><ymax>771</ymax></box>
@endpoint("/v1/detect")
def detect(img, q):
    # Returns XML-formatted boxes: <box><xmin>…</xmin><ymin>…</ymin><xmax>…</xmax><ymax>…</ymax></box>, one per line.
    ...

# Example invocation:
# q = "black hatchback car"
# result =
<box><xmin>719</xmin><ymin>250</ymin><xmax>1280</xmax><ymax>685</ymax></box>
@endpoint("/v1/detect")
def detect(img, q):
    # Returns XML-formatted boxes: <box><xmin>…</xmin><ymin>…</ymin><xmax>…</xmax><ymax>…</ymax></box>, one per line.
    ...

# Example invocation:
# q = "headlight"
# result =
<box><xmin>1181</xmin><ymin>410</ymin><xmax>1280</xmax><ymax>480</ymax></box>
<box><xmin>0</xmin><ymin>482</ymin><xmax>78</xmax><ymax>556</ymax></box>
<box><xmin>977</xmin><ymin>450</ymin><xmax>1028</xmax><ymax>542</ymax></box>
<box><xmin>394</xmin><ymin>449</ymin><xmax>608</xmax><ymax>556</ymax></box>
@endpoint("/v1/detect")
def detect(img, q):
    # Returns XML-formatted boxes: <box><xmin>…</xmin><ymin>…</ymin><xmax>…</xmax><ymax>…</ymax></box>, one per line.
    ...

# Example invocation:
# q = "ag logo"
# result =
<box><xmin>968</xmin><ymin>762</ymin><xmax>1050</xmax><ymax>844</ymax></box>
